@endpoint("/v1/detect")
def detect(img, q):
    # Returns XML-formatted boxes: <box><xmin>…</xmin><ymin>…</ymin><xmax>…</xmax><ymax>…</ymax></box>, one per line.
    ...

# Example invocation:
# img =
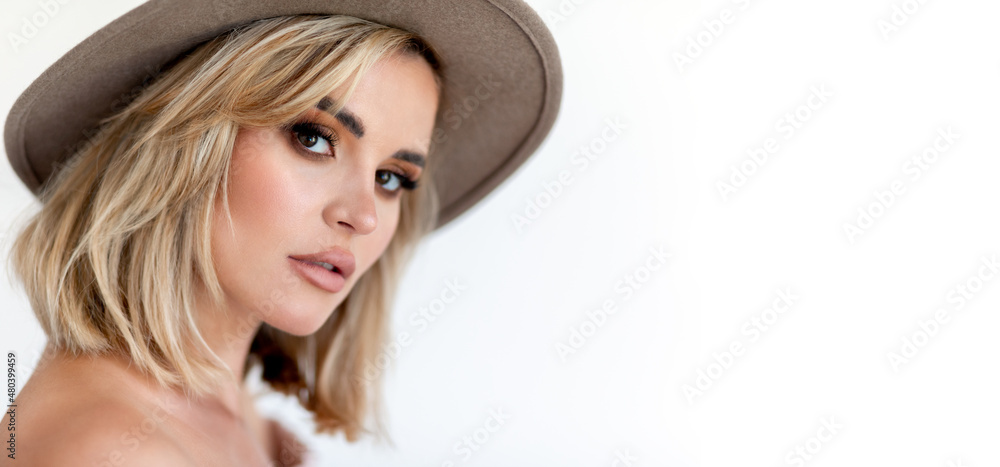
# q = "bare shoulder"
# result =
<box><xmin>7</xmin><ymin>351</ymin><xmax>195</xmax><ymax>466</ymax></box>
<box><xmin>19</xmin><ymin>415</ymin><xmax>195</xmax><ymax>467</ymax></box>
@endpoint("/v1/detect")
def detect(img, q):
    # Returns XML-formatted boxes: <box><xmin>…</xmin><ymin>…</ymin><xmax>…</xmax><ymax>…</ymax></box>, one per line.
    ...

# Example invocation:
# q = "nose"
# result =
<box><xmin>323</xmin><ymin>170</ymin><xmax>378</xmax><ymax>235</ymax></box>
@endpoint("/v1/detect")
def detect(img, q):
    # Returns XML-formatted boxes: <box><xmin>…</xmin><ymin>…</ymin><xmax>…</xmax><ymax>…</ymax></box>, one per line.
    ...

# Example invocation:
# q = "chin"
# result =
<box><xmin>254</xmin><ymin>266</ymin><xmax>361</xmax><ymax>336</ymax></box>
<box><xmin>264</xmin><ymin>296</ymin><xmax>344</xmax><ymax>336</ymax></box>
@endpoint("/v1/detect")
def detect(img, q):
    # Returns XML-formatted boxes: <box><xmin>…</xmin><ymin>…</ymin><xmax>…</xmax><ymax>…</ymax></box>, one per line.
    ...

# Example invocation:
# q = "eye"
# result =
<box><xmin>376</xmin><ymin>169</ymin><xmax>418</xmax><ymax>194</ymax></box>
<box><xmin>288</xmin><ymin>122</ymin><xmax>338</xmax><ymax>157</ymax></box>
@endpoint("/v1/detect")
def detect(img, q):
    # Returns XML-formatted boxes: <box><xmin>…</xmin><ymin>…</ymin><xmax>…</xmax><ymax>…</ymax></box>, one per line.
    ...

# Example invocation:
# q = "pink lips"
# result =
<box><xmin>288</xmin><ymin>247</ymin><xmax>356</xmax><ymax>294</ymax></box>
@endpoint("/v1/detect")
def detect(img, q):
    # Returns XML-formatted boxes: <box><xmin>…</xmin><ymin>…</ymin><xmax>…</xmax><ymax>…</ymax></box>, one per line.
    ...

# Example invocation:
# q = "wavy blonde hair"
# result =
<box><xmin>7</xmin><ymin>15</ymin><xmax>442</xmax><ymax>442</ymax></box>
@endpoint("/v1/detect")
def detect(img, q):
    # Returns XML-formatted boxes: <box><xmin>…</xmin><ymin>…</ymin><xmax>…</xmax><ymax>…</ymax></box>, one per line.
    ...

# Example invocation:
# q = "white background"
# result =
<box><xmin>3</xmin><ymin>0</ymin><xmax>999</xmax><ymax>466</ymax></box>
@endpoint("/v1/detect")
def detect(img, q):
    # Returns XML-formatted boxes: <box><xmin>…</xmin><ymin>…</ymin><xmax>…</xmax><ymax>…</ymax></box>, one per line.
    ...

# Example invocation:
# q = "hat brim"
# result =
<box><xmin>3</xmin><ymin>0</ymin><xmax>562</xmax><ymax>230</ymax></box>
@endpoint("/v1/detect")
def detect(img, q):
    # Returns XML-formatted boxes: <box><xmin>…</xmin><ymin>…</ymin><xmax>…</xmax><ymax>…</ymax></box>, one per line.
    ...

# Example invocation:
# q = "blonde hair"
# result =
<box><xmin>7</xmin><ymin>15</ymin><xmax>442</xmax><ymax>441</ymax></box>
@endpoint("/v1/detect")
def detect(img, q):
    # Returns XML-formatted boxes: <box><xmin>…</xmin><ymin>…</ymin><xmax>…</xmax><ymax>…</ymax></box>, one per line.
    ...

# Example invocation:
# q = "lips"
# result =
<box><xmin>289</xmin><ymin>247</ymin><xmax>356</xmax><ymax>280</ymax></box>
<box><xmin>288</xmin><ymin>247</ymin><xmax>356</xmax><ymax>294</ymax></box>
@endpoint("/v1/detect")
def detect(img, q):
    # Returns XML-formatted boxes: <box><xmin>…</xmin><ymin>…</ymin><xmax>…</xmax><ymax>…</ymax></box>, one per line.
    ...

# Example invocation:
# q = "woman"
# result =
<box><xmin>1</xmin><ymin>1</ymin><xmax>561</xmax><ymax>465</ymax></box>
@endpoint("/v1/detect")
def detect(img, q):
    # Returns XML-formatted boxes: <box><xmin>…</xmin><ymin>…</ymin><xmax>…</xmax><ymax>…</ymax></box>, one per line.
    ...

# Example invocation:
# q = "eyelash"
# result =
<box><xmin>284</xmin><ymin>120</ymin><xmax>420</xmax><ymax>193</ymax></box>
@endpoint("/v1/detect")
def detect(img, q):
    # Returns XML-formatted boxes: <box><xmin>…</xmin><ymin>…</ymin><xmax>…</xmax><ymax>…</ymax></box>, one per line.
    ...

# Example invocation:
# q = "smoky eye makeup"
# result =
<box><xmin>283</xmin><ymin>118</ymin><xmax>422</xmax><ymax>194</ymax></box>
<box><xmin>292</xmin><ymin>121</ymin><xmax>338</xmax><ymax>155</ymax></box>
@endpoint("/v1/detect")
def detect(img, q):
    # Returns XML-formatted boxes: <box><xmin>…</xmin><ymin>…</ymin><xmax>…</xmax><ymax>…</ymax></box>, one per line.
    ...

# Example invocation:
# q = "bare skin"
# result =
<box><xmin>3</xmin><ymin>348</ymin><xmax>272</xmax><ymax>466</ymax></box>
<box><xmin>1</xmin><ymin>51</ymin><xmax>440</xmax><ymax>466</ymax></box>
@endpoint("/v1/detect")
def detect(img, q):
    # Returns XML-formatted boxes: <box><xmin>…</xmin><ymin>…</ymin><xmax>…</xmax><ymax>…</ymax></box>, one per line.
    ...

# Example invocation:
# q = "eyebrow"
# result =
<box><xmin>392</xmin><ymin>150</ymin><xmax>426</xmax><ymax>168</ymax></box>
<box><xmin>317</xmin><ymin>97</ymin><xmax>364</xmax><ymax>139</ymax></box>
<box><xmin>315</xmin><ymin>97</ymin><xmax>426</xmax><ymax>169</ymax></box>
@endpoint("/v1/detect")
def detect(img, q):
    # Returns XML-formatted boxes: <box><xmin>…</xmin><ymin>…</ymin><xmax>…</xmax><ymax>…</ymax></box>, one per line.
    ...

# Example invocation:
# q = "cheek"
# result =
<box><xmin>227</xmin><ymin>130</ymin><xmax>309</xmax><ymax>224</ymax></box>
<box><xmin>211</xmin><ymin>130</ymin><xmax>308</xmax><ymax>301</ymax></box>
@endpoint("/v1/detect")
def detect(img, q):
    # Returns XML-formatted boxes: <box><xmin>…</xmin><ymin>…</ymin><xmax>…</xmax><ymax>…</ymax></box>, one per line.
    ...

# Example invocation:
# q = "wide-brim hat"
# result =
<box><xmin>3</xmin><ymin>0</ymin><xmax>562</xmax><ymax>230</ymax></box>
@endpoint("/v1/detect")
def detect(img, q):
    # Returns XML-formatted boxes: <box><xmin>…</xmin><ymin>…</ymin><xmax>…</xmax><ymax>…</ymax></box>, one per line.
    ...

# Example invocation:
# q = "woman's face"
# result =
<box><xmin>210</xmin><ymin>51</ymin><xmax>439</xmax><ymax>336</ymax></box>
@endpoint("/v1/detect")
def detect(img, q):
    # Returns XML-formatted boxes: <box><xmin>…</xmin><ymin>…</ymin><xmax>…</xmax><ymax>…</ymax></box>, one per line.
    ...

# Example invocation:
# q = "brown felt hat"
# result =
<box><xmin>3</xmin><ymin>0</ymin><xmax>562</xmax><ymax>230</ymax></box>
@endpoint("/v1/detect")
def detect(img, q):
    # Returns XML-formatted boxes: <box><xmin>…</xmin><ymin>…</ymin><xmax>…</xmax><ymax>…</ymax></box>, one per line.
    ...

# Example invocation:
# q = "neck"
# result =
<box><xmin>192</xmin><ymin>280</ymin><xmax>264</xmax><ymax>418</ymax></box>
